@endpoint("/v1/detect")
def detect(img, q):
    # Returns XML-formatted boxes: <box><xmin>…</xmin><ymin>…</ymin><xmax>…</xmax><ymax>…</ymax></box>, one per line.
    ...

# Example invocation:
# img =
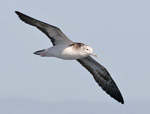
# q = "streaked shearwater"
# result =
<box><xmin>15</xmin><ymin>11</ymin><xmax>124</xmax><ymax>104</ymax></box>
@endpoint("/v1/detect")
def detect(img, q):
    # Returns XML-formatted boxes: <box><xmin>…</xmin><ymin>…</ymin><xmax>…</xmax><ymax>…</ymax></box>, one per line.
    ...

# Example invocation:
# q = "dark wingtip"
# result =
<box><xmin>120</xmin><ymin>98</ymin><xmax>124</xmax><ymax>104</ymax></box>
<box><xmin>15</xmin><ymin>11</ymin><xmax>19</xmax><ymax>14</ymax></box>
<box><xmin>106</xmin><ymin>88</ymin><xmax>124</xmax><ymax>104</ymax></box>
<box><xmin>117</xmin><ymin>90</ymin><xmax>124</xmax><ymax>104</ymax></box>
<box><xmin>15</xmin><ymin>11</ymin><xmax>25</xmax><ymax>18</ymax></box>
<box><xmin>114</xmin><ymin>90</ymin><xmax>124</xmax><ymax>104</ymax></box>
<box><xmin>118</xmin><ymin>96</ymin><xmax>124</xmax><ymax>104</ymax></box>
<box><xmin>15</xmin><ymin>11</ymin><xmax>21</xmax><ymax>16</ymax></box>
<box><xmin>15</xmin><ymin>11</ymin><xmax>24</xmax><ymax>20</ymax></box>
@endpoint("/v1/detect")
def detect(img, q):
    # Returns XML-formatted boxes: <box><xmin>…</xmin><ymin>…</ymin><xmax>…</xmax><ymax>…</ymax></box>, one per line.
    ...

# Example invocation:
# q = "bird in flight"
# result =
<box><xmin>15</xmin><ymin>11</ymin><xmax>124</xmax><ymax>104</ymax></box>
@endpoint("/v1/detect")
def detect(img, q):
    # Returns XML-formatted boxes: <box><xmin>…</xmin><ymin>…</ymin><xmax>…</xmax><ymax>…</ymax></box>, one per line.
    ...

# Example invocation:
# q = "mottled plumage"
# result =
<box><xmin>16</xmin><ymin>11</ymin><xmax>124</xmax><ymax>104</ymax></box>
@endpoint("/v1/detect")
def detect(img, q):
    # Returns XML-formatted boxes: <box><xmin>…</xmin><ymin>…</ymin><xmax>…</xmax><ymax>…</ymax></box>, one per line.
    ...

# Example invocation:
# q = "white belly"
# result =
<box><xmin>45</xmin><ymin>45</ymin><xmax>87</xmax><ymax>60</ymax></box>
<box><xmin>61</xmin><ymin>47</ymin><xmax>84</xmax><ymax>60</ymax></box>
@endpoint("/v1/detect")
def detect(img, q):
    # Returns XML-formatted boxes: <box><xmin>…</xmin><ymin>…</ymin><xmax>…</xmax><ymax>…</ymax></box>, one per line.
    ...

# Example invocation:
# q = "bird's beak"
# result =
<box><xmin>91</xmin><ymin>53</ymin><xmax>98</xmax><ymax>58</ymax></box>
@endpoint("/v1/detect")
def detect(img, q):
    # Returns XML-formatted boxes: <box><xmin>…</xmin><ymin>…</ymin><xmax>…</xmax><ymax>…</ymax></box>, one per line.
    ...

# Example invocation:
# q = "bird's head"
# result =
<box><xmin>82</xmin><ymin>45</ymin><xmax>98</xmax><ymax>58</ymax></box>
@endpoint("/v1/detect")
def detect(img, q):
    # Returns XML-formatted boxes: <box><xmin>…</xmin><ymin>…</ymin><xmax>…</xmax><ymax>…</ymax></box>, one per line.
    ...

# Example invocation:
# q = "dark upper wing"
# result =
<box><xmin>77</xmin><ymin>56</ymin><xmax>124</xmax><ymax>104</ymax></box>
<box><xmin>15</xmin><ymin>11</ymin><xmax>73</xmax><ymax>45</ymax></box>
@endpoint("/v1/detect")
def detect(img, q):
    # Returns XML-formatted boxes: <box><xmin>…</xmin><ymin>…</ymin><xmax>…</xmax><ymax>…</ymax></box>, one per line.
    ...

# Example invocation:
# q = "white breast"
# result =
<box><xmin>61</xmin><ymin>46</ymin><xmax>83</xmax><ymax>59</ymax></box>
<box><xmin>46</xmin><ymin>44</ymin><xmax>87</xmax><ymax>60</ymax></box>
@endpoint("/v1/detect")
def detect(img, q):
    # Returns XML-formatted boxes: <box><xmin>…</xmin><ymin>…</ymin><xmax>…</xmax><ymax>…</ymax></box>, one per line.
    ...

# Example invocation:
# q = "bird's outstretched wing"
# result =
<box><xmin>15</xmin><ymin>11</ymin><xmax>73</xmax><ymax>46</ymax></box>
<box><xmin>77</xmin><ymin>56</ymin><xmax>124</xmax><ymax>104</ymax></box>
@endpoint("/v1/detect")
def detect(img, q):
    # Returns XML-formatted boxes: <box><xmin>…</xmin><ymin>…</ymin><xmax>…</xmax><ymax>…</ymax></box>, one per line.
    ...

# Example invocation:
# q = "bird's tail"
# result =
<box><xmin>33</xmin><ymin>49</ymin><xmax>46</xmax><ymax>57</ymax></box>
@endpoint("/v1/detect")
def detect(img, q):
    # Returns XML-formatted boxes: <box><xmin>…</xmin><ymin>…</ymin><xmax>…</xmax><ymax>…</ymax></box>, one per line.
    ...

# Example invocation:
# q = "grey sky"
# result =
<box><xmin>0</xmin><ymin>0</ymin><xmax>150</xmax><ymax>113</ymax></box>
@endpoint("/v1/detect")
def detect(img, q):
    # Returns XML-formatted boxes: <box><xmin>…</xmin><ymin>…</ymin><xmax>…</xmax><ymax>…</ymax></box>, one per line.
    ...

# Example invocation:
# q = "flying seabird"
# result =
<box><xmin>15</xmin><ymin>11</ymin><xmax>124</xmax><ymax>104</ymax></box>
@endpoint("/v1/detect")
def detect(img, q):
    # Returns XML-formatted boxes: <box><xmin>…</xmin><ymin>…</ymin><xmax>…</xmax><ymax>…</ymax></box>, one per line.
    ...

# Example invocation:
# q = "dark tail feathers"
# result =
<box><xmin>33</xmin><ymin>49</ymin><xmax>45</xmax><ymax>55</ymax></box>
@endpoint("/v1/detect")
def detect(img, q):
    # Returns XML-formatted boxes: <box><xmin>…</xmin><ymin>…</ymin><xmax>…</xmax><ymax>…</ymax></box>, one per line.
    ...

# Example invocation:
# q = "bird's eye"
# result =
<box><xmin>86</xmin><ymin>49</ymin><xmax>89</xmax><ymax>51</ymax></box>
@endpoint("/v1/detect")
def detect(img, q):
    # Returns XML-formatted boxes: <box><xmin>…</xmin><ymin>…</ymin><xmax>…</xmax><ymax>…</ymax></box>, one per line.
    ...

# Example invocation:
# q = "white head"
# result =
<box><xmin>81</xmin><ymin>45</ymin><xmax>98</xmax><ymax>57</ymax></box>
<box><xmin>71</xmin><ymin>43</ymin><xmax>98</xmax><ymax>58</ymax></box>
